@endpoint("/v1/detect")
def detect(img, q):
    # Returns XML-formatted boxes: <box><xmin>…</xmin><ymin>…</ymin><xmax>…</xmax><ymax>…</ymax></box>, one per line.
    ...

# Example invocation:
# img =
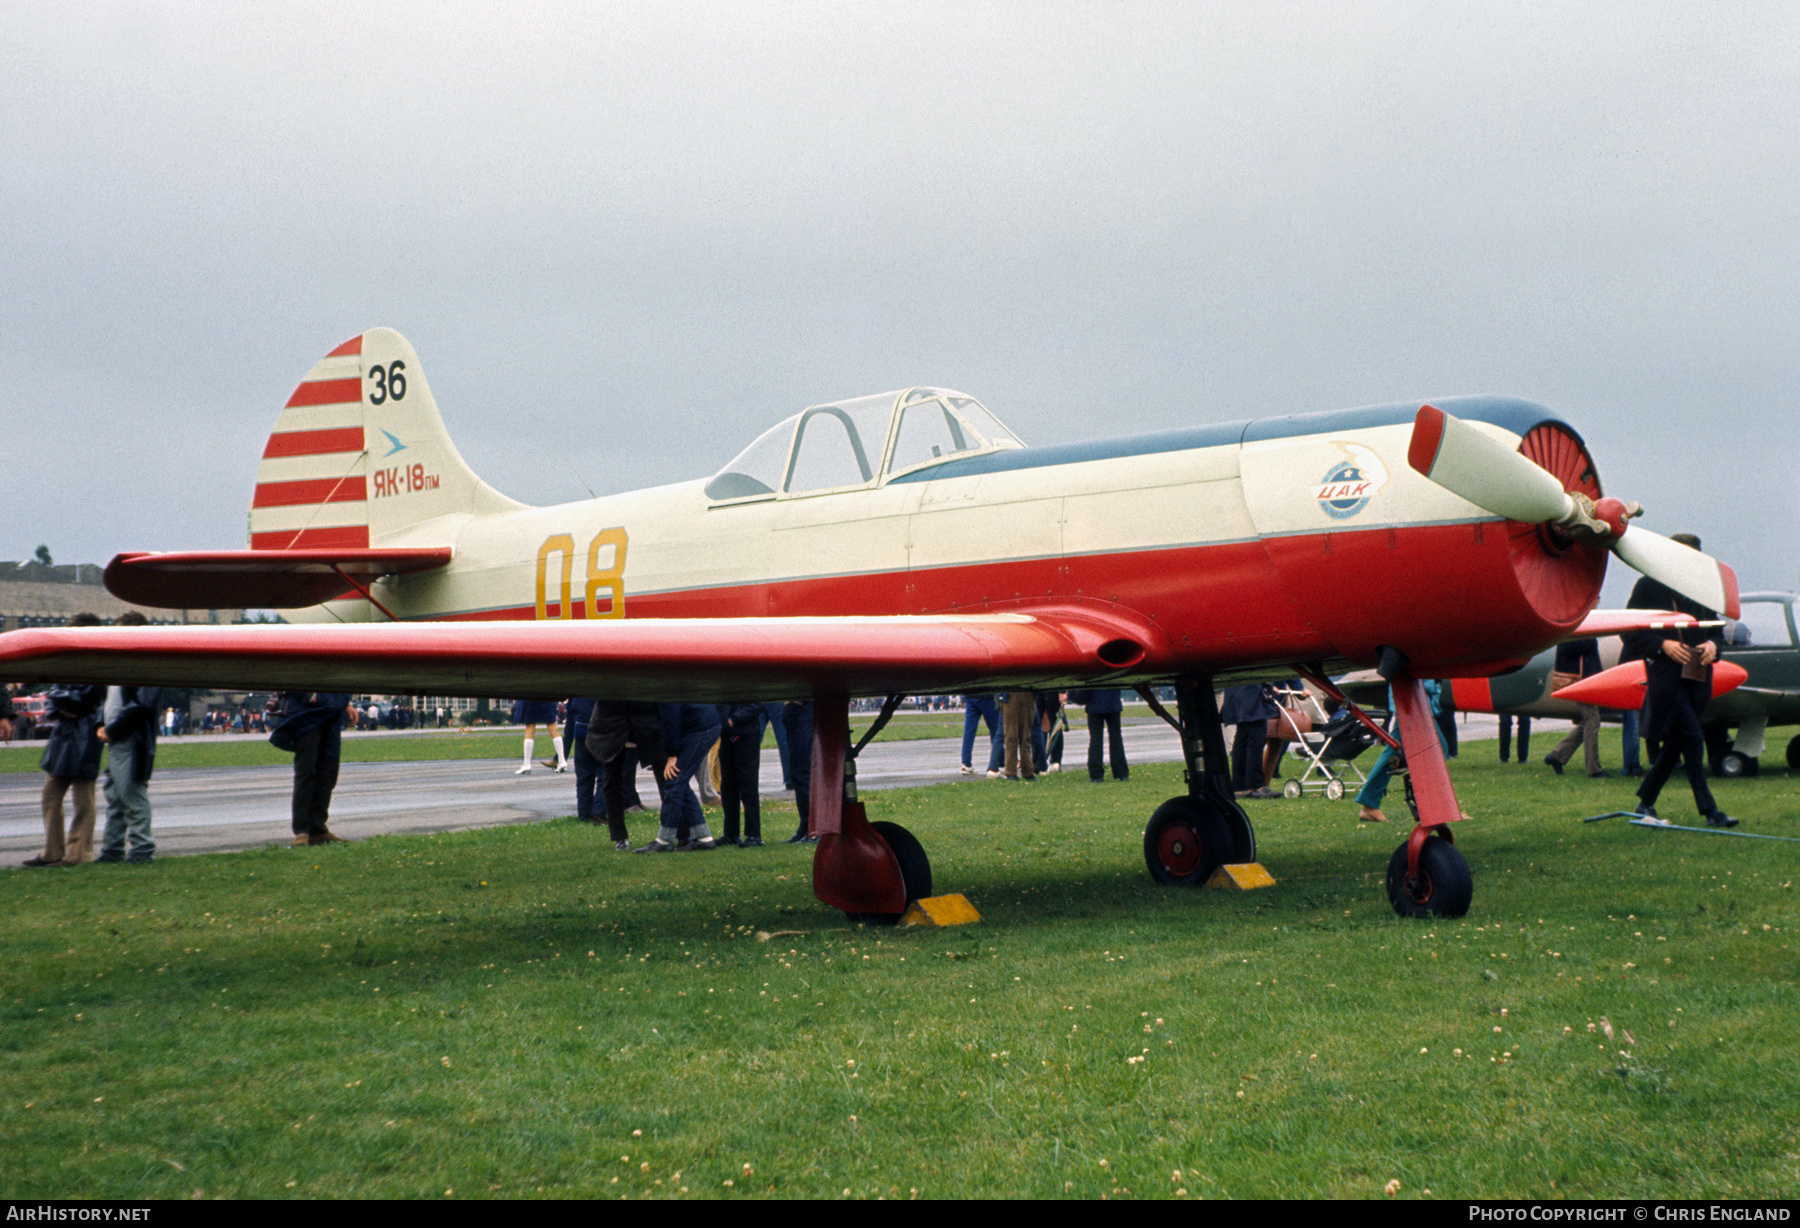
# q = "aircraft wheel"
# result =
<box><xmin>1143</xmin><ymin>797</ymin><xmax>1229</xmax><ymax>886</ymax></box>
<box><xmin>849</xmin><ymin>821</ymin><xmax>932</xmax><ymax>927</ymax></box>
<box><xmin>1282</xmin><ymin>779</ymin><xmax>1303</xmax><ymax>800</ymax></box>
<box><xmin>1386</xmin><ymin>835</ymin><xmax>1472</xmax><ymax>919</ymax></box>
<box><xmin>1719</xmin><ymin>751</ymin><xmax>1759</xmax><ymax>778</ymax></box>
<box><xmin>1789</xmin><ymin>735</ymin><xmax>1800</xmax><ymax>772</ymax></box>
<box><xmin>1324</xmin><ymin>779</ymin><xmax>1346</xmax><ymax>801</ymax></box>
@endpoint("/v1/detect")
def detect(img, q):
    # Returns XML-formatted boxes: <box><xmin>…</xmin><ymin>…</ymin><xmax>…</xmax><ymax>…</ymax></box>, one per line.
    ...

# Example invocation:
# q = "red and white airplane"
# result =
<box><xmin>0</xmin><ymin>328</ymin><xmax>1737</xmax><ymax>919</ymax></box>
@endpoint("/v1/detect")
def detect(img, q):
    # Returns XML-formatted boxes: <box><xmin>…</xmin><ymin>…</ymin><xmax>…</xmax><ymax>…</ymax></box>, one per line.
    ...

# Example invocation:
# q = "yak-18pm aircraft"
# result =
<box><xmin>0</xmin><ymin>329</ymin><xmax>1739</xmax><ymax>919</ymax></box>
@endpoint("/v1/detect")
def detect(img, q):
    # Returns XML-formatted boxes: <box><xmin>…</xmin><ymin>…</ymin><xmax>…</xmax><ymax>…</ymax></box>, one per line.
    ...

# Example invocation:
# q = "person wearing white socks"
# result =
<box><xmin>510</xmin><ymin>699</ymin><xmax>565</xmax><ymax>774</ymax></box>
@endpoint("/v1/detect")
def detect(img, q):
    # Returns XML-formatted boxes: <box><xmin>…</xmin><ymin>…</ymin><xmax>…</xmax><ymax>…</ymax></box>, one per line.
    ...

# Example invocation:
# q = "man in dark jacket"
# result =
<box><xmin>717</xmin><ymin>703</ymin><xmax>766</xmax><ymax>845</ymax></box>
<box><xmin>27</xmin><ymin>614</ymin><xmax>107</xmax><ymax>867</ymax></box>
<box><xmin>1077</xmin><ymin>688</ymin><xmax>1129</xmax><ymax>782</ymax></box>
<box><xmin>1624</xmin><ymin>535</ymin><xmax>1735</xmax><ymax>827</ymax></box>
<box><xmin>271</xmin><ymin>691</ymin><xmax>357</xmax><ymax>846</ymax></box>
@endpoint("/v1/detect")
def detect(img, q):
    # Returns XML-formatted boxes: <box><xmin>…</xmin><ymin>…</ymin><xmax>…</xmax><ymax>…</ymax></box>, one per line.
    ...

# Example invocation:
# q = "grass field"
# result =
<box><xmin>0</xmin><ymin>712</ymin><xmax>967</xmax><ymax>774</ymax></box>
<box><xmin>2</xmin><ymin>733</ymin><xmax>1796</xmax><ymax>1199</ymax></box>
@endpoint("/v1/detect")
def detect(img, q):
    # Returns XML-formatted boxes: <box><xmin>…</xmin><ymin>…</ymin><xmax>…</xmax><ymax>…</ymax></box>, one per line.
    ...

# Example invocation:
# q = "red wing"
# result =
<box><xmin>0</xmin><ymin>607</ymin><xmax>1154</xmax><ymax>702</ymax></box>
<box><xmin>103</xmin><ymin>549</ymin><xmax>455</xmax><ymax>610</ymax></box>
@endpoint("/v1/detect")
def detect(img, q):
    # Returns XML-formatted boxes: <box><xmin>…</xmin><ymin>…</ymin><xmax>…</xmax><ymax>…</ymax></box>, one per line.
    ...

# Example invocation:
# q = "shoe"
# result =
<box><xmin>540</xmin><ymin>758</ymin><xmax>559</xmax><ymax>769</ymax></box>
<box><xmin>1358</xmin><ymin>807</ymin><xmax>1388</xmax><ymax>823</ymax></box>
<box><xmin>21</xmin><ymin>855</ymin><xmax>54</xmax><ymax>867</ymax></box>
<box><xmin>555</xmin><ymin>763</ymin><xmax>569</xmax><ymax>773</ymax></box>
<box><xmin>985</xmin><ymin>769</ymin><xmax>1002</xmax><ymax>779</ymax></box>
<box><xmin>292</xmin><ymin>835</ymin><xmax>313</xmax><ymax>847</ymax></box>
<box><xmin>740</xmin><ymin>837</ymin><xmax>764</xmax><ymax>847</ymax></box>
<box><xmin>1706</xmin><ymin>811</ymin><xmax>1739</xmax><ymax>828</ymax></box>
<box><xmin>127</xmin><ymin>856</ymin><xmax>154</xmax><ymax>865</ymax></box>
<box><xmin>1544</xmin><ymin>755</ymin><xmax>1563</xmax><ymax>776</ymax></box>
<box><xmin>624</xmin><ymin>804</ymin><xmax>650</xmax><ymax>815</ymax></box>
<box><xmin>681</xmin><ymin>838</ymin><xmax>719</xmax><ymax>851</ymax></box>
<box><xmin>514</xmin><ymin>764</ymin><xmax>532</xmax><ymax>774</ymax></box>
<box><xmin>314</xmin><ymin>831</ymin><xmax>349</xmax><ymax>844</ymax></box>
<box><xmin>959</xmin><ymin>765</ymin><xmax>974</xmax><ymax>775</ymax></box>
<box><xmin>94</xmin><ymin>853</ymin><xmax>125</xmax><ymax>864</ymax></box>
<box><xmin>785</xmin><ymin>830</ymin><xmax>810</xmax><ymax>844</ymax></box>
<box><xmin>1588</xmin><ymin>770</ymin><xmax>1614</xmax><ymax>779</ymax></box>
<box><xmin>1246</xmin><ymin>787</ymin><xmax>1277</xmax><ymax>799</ymax></box>
<box><xmin>1623</xmin><ymin>767</ymin><xmax>1645</xmax><ymax>778</ymax></box>
<box><xmin>1046</xmin><ymin>763</ymin><xmax>1061</xmax><ymax>772</ymax></box>
<box><xmin>633</xmin><ymin>839</ymin><xmax>676</xmax><ymax>853</ymax></box>
<box><xmin>613</xmin><ymin>839</ymin><xmax>631</xmax><ymax>852</ymax></box>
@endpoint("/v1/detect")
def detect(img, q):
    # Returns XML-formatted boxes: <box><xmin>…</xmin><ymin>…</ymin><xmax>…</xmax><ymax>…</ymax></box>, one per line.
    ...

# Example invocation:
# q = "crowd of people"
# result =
<box><xmin>10</xmin><ymin>541</ymin><xmax>1742</xmax><ymax>869</ymax></box>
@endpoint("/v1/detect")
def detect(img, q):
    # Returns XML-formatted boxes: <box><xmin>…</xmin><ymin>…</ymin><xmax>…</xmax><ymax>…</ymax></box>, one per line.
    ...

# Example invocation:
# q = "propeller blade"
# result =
<box><xmin>1407</xmin><ymin>405</ymin><xmax>1575</xmax><ymax>524</ymax></box>
<box><xmin>1612</xmin><ymin>526</ymin><xmax>1741</xmax><ymax>619</ymax></box>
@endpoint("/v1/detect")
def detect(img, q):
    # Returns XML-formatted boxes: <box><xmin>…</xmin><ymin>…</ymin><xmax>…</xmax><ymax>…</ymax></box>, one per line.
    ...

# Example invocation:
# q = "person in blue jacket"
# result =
<box><xmin>1077</xmin><ymin>688</ymin><xmax>1129</xmax><ymax>782</ymax></box>
<box><xmin>637</xmin><ymin>703</ymin><xmax>722</xmax><ymax>852</ymax></box>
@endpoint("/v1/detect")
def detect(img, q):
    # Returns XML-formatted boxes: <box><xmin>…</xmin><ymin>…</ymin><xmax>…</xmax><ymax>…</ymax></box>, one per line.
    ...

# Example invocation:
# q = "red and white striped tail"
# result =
<box><xmin>249</xmin><ymin>329</ymin><xmax>518</xmax><ymax>552</ymax></box>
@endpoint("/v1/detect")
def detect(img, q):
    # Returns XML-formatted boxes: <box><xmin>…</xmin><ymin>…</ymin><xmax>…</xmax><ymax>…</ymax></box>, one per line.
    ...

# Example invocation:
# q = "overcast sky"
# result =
<box><xmin>4</xmin><ymin>1</ymin><xmax>1796</xmax><ymax>605</ymax></box>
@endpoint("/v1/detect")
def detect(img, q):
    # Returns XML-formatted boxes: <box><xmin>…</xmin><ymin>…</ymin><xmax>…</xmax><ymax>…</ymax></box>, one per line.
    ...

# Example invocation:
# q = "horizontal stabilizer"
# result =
<box><xmin>1552</xmin><ymin>659</ymin><xmax>1747</xmax><ymax>708</ymax></box>
<box><xmin>0</xmin><ymin>607</ymin><xmax>1157</xmax><ymax>702</ymax></box>
<box><xmin>103</xmin><ymin>549</ymin><xmax>453</xmax><ymax>610</ymax></box>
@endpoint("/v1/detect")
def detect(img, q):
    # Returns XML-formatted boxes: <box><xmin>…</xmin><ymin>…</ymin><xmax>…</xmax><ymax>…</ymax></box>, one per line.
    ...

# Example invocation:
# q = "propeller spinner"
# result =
<box><xmin>1407</xmin><ymin>405</ymin><xmax>1739</xmax><ymax>619</ymax></box>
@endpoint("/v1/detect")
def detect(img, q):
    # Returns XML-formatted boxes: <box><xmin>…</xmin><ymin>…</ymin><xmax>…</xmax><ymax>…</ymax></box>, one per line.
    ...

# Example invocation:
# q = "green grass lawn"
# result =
<box><xmin>2</xmin><ymin>733</ymin><xmax>1796</xmax><ymax>1199</ymax></box>
<box><xmin>0</xmin><ymin>712</ymin><xmax>967</xmax><ymax>774</ymax></box>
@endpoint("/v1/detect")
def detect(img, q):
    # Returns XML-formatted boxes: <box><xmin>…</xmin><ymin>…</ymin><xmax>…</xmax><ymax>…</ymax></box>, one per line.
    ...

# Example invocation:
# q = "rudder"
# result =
<box><xmin>249</xmin><ymin>328</ymin><xmax>520</xmax><ymax>551</ymax></box>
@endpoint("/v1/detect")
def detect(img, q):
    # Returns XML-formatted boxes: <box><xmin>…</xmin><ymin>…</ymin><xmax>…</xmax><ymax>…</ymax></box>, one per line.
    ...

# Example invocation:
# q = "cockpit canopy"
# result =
<box><xmin>705</xmin><ymin>388</ymin><xmax>1025</xmax><ymax>502</ymax></box>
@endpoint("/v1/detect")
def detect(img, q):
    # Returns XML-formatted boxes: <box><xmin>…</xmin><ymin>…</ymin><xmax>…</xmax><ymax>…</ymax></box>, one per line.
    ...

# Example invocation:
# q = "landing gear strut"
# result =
<box><xmin>1136</xmin><ymin>678</ymin><xmax>1254</xmax><ymax>886</ymax></box>
<box><xmin>806</xmin><ymin>692</ymin><xmax>931</xmax><ymax>924</ymax></box>
<box><xmin>1301</xmin><ymin>661</ymin><xmax>1475</xmax><ymax>918</ymax></box>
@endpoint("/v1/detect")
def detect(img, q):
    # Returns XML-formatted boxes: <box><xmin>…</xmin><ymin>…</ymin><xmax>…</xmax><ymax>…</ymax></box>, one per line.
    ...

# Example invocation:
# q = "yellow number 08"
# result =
<box><xmin>536</xmin><ymin>528</ymin><xmax>628</xmax><ymax>620</ymax></box>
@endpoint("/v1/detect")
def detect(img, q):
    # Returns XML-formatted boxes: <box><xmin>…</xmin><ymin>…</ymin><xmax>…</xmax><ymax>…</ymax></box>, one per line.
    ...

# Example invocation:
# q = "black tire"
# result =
<box><xmin>1789</xmin><ymin>735</ymin><xmax>1800</xmax><ymax>772</ymax></box>
<box><xmin>850</xmin><ymin>821</ymin><xmax>932</xmax><ymax>926</ymax></box>
<box><xmin>1386</xmin><ymin>836</ymin><xmax>1473</xmax><ymax>919</ymax></box>
<box><xmin>1143</xmin><ymin>797</ymin><xmax>1230</xmax><ymax>886</ymax></box>
<box><xmin>1720</xmin><ymin>751</ymin><xmax>1759</xmax><ymax>778</ymax></box>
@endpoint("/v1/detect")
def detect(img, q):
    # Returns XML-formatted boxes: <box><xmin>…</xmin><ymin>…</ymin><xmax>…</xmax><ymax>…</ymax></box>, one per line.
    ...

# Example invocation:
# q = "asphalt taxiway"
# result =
<box><xmin>2</xmin><ymin>717</ymin><xmax>1194</xmax><ymax>861</ymax></box>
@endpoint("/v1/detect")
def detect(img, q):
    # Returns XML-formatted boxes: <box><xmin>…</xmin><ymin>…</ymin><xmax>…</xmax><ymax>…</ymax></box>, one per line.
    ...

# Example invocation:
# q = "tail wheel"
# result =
<box><xmin>1385</xmin><ymin>835</ymin><xmax>1473</xmax><ymax>918</ymax></box>
<box><xmin>1787</xmin><ymin>734</ymin><xmax>1800</xmax><ymax>772</ymax></box>
<box><xmin>1144</xmin><ymin>797</ymin><xmax>1229</xmax><ymax>886</ymax></box>
<box><xmin>850</xmin><ymin>821</ymin><xmax>932</xmax><ymax>927</ymax></box>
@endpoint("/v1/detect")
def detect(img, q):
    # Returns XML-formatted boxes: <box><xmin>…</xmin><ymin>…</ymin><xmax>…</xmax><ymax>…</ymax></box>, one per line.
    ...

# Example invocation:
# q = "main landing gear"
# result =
<box><xmin>1135</xmin><ymin>679</ymin><xmax>1256</xmax><ymax>888</ymax></box>
<box><xmin>805</xmin><ymin>693</ymin><xmax>932</xmax><ymax>926</ymax></box>
<box><xmin>1140</xmin><ymin>665</ymin><xmax>1476</xmax><ymax>918</ymax></box>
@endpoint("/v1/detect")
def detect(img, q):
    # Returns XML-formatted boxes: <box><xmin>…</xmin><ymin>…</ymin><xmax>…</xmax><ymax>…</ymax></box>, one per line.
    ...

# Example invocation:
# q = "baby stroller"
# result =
<box><xmin>1280</xmin><ymin>699</ymin><xmax>1383</xmax><ymax>800</ymax></box>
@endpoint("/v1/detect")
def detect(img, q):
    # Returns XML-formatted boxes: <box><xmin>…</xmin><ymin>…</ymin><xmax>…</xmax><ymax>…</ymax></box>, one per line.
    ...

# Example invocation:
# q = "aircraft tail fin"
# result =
<box><xmin>249</xmin><ymin>328</ymin><xmax>521</xmax><ymax>551</ymax></box>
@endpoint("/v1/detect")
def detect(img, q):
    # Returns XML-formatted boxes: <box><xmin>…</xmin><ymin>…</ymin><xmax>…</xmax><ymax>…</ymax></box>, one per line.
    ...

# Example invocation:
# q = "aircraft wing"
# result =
<box><xmin>1571</xmin><ymin>609</ymin><xmax>1700</xmax><ymax>638</ymax></box>
<box><xmin>0</xmin><ymin>607</ymin><xmax>1158</xmax><ymax>702</ymax></box>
